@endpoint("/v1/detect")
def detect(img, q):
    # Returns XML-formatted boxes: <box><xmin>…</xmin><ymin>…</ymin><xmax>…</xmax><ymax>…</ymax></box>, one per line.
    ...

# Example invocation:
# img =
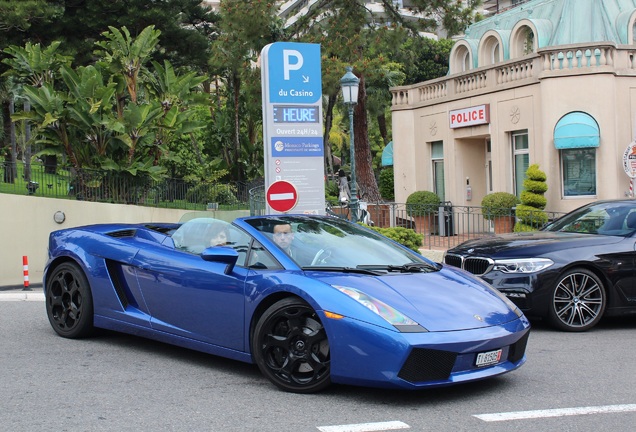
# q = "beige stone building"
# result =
<box><xmin>390</xmin><ymin>0</ymin><xmax>636</xmax><ymax>214</ymax></box>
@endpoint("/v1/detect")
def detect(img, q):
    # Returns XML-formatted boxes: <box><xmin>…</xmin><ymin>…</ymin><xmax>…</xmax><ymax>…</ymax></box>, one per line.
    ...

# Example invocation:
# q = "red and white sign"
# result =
<box><xmin>622</xmin><ymin>141</ymin><xmax>636</xmax><ymax>178</ymax></box>
<box><xmin>449</xmin><ymin>104</ymin><xmax>490</xmax><ymax>129</ymax></box>
<box><xmin>266</xmin><ymin>180</ymin><xmax>298</xmax><ymax>213</ymax></box>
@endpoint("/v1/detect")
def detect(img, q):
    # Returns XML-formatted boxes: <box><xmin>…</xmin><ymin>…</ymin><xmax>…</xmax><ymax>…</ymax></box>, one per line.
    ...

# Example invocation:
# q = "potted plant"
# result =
<box><xmin>406</xmin><ymin>191</ymin><xmax>441</xmax><ymax>235</ymax></box>
<box><xmin>481</xmin><ymin>192</ymin><xmax>519</xmax><ymax>234</ymax></box>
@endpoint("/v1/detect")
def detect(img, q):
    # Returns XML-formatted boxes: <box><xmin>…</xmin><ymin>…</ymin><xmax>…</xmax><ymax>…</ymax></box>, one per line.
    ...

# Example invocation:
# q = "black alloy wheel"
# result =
<box><xmin>548</xmin><ymin>268</ymin><xmax>606</xmax><ymax>332</ymax></box>
<box><xmin>253</xmin><ymin>298</ymin><xmax>331</xmax><ymax>393</ymax></box>
<box><xmin>45</xmin><ymin>262</ymin><xmax>94</xmax><ymax>338</ymax></box>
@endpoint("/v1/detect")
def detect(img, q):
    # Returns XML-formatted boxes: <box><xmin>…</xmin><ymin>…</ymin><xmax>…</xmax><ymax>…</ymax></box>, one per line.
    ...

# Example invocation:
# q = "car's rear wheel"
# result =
<box><xmin>45</xmin><ymin>262</ymin><xmax>94</xmax><ymax>338</ymax></box>
<box><xmin>252</xmin><ymin>298</ymin><xmax>330</xmax><ymax>393</ymax></box>
<box><xmin>548</xmin><ymin>268</ymin><xmax>606</xmax><ymax>332</ymax></box>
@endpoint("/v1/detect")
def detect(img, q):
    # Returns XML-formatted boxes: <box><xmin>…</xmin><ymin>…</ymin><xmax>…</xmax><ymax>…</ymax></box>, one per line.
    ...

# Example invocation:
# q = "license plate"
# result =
<box><xmin>475</xmin><ymin>349</ymin><xmax>502</xmax><ymax>367</ymax></box>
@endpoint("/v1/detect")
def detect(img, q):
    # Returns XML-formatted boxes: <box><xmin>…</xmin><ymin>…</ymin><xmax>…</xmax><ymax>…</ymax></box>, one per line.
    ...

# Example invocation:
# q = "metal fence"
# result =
<box><xmin>1</xmin><ymin>161</ymin><xmax>253</xmax><ymax>210</ymax></box>
<box><xmin>4</xmin><ymin>162</ymin><xmax>563</xmax><ymax>249</ymax></box>
<box><xmin>249</xmin><ymin>188</ymin><xmax>565</xmax><ymax>250</ymax></box>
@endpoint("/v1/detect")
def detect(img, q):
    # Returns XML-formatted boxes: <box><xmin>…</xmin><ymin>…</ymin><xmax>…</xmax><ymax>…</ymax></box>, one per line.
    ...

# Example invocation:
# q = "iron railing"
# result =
<box><xmin>4</xmin><ymin>163</ymin><xmax>563</xmax><ymax>249</ymax></box>
<box><xmin>248</xmin><ymin>188</ymin><xmax>565</xmax><ymax>250</ymax></box>
<box><xmin>1</xmin><ymin>161</ymin><xmax>251</xmax><ymax>211</ymax></box>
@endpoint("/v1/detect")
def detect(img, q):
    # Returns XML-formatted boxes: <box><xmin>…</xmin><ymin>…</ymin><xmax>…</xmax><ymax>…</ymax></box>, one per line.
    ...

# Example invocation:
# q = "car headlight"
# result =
<box><xmin>333</xmin><ymin>285</ymin><xmax>427</xmax><ymax>332</ymax></box>
<box><xmin>492</xmin><ymin>258</ymin><xmax>553</xmax><ymax>273</ymax></box>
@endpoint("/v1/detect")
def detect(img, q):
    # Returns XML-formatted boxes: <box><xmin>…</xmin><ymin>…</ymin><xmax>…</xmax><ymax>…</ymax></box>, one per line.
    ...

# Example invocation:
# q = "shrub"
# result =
<box><xmin>325</xmin><ymin>180</ymin><xmax>339</xmax><ymax>204</ymax></box>
<box><xmin>481</xmin><ymin>192</ymin><xmax>519</xmax><ymax>220</ymax></box>
<box><xmin>520</xmin><ymin>191</ymin><xmax>547</xmax><ymax>208</ymax></box>
<box><xmin>522</xmin><ymin>179</ymin><xmax>548</xmax><ymax>194</ymax></box>
<box><xmin>368</xmin><ymin>225</ymin><xmax>423</xmax><ymax>252</ymax></box>
<box><xmin>526</xmin><ymin>164</ymin><xmax>547</xmax><ymax>182</ymax></box>
<box><xmin>515</xmin><ymin>203</ymin><xmax>549</xmax><ymax>227</ymax></box>
<box><xmin>379</xmin><ymin>167</ymin><xmax>395</xmax><ymax>201</ymax></box>
<box><xmin>406</xmin><ymin>191</ymin><xmax>441</xmax><ymax>216</ymax></box>
<box><xmin>186</xmin><ymin>183</ymin><xmax>239</xmax><ymax>205</ymax></box>
<box><xmin>515</xmin><ymin>164</ymin><xmax>548</xmax><ymax>232</ymax></box>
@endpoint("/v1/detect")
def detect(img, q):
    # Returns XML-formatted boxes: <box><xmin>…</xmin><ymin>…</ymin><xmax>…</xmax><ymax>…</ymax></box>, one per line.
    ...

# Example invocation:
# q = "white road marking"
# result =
<box><xmin>474</xmin><ymin>404</ymin><xmax>636</xmax><ymax>422</ymax></box>
<box><xmin>317</xmin><ymin>421</ymin><xmax>410</xmax><ymax>432</ymax></box>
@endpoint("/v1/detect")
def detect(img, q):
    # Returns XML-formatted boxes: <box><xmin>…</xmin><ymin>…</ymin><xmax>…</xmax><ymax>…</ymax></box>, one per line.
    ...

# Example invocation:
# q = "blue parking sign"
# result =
<box><xmin>266</xmin><ymin>43</ymin><xmax>321</xmax><ymax>104</ymax></box>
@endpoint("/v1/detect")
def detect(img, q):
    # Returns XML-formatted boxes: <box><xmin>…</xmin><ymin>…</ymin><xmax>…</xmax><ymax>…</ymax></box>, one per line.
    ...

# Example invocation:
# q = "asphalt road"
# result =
<box><xmin>2</xmin><ymin>299</ymin><xmax>636</xmax><ymax>432</ymax></box>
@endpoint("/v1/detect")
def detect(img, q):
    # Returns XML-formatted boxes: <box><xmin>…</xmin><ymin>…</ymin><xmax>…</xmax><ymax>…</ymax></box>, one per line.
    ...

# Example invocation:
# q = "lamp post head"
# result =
<box><xmin>340</xmin><ymin>66</ymin><xmax>359</xmax><ymax>106</ymax></box>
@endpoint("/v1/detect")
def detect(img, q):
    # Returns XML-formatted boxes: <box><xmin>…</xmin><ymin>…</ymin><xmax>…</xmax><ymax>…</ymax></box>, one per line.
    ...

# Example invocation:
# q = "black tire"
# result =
<box><xmin>548</xmin><ymin>268</ymin><xmax>606</xmax><ymax>332</ymax></box>
<box><xmin>45</xmin><ymin>262</ymin><xmax>94</xmax><ymax>338</ymax></box>
<box><xmin>252</xmin><ymin>298</ymin><xmax>330</xmax><ymax>393</ymax></box>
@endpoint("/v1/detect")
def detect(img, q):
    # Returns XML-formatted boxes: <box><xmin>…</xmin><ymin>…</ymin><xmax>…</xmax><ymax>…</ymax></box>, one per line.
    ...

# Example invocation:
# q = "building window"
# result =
<box><xmin>480</xmin><ymin>35</ymin><xmax>501</xmax><ymax>66</ymax></box>
<box><xmin>431</xmin><ymin>141</ymin><xmax>445</xmax><ymax>201</ymax></box>
<box><xmin>554</xmin><ymin>112</ymin><xmax>599</xmax><ymax>197</ymax></box>
<box><xmin>512</xmin><ymin>130</ymin><xmax>529</xmax><ymax>197</ymax></box>
<box><xmin>562</xmin><ymin>148</ymin><xmax>596</xmax><ymax>196</ymax></box>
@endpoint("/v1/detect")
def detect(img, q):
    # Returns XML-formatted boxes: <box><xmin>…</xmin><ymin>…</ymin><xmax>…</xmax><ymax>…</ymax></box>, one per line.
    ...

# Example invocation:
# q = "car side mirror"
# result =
<box><xmin>201</xmin><ymin>246</ymin><xmax>239</xmax><ymax>274</ymax></box>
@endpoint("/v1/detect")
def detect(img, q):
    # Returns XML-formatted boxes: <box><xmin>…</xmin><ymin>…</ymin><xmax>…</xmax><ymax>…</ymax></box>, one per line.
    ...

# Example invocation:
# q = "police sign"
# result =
<box><xmin>623</xmin><ymin>141</ymin><xmax>636</xmax><ymax>178</ymax></box>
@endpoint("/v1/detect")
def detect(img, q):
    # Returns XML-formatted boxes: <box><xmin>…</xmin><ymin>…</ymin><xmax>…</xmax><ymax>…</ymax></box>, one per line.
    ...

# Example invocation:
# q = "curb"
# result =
<box><xmin>0</xmin><ymin>291</ymin><xmax>45</xmax><ymax>301</ymax></box>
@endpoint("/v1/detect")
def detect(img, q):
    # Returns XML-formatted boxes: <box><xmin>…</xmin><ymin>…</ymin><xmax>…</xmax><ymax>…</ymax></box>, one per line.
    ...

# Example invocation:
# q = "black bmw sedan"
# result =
<box><xmin>444</xmin><ymin>200</ymin><xmax>636</xmax><ymax>331</ymax></box>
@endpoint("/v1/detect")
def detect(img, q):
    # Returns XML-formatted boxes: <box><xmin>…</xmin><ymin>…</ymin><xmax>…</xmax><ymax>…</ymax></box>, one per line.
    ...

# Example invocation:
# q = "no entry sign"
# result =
<box><xmin>266</xmin><ymin>180</ymin><xmax>298</xmax><ymax>213</ymax></box>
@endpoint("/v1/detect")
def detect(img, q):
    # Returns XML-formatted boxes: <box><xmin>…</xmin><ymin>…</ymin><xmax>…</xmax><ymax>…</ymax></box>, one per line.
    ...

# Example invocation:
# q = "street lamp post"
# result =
<box><xmin>340</xmin><ymin>66</ymin><xmax>360</xmax><ymax>222</ymax></box>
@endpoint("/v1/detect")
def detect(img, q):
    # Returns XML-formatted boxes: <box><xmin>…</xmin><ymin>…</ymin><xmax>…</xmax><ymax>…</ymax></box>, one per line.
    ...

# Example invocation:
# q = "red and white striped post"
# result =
<box><xmin>22</xmin><ymin>256</ymin><xmax>31</xmax><ymax>291</ymax></box>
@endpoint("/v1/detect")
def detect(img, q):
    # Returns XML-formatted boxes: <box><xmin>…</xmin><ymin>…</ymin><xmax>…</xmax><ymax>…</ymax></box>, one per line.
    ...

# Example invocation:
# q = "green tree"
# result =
<box><xmin>5</xmin><ymin>26</ymin><xmax>208</xmax><ymax>193</ymax></box>
<box><xmin>209</xmin><ymin>0</ymin><xmax>284</xmax><ymax>182</ymax></box>
<box><xmin>289</xmin><ymin>0</ymin><xmax>479</xmax><ymax>201</ymax></box>
<box><xmin>0</xmin><ymin>0</ymin><xmax>218</xmax><ymax>177</ymax></box>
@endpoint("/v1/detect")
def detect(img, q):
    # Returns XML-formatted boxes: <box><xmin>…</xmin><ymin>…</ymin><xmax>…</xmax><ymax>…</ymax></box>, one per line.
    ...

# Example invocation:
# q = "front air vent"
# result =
<box><xmin>398</xmin><ymin>348</ymin><xmax>457</xmax><ymax>383</ymax></box>
<box><xmin>444</xmin><ymin>254</ymin><xmax>492</xmax><ymax>276</ymax></box>
<box><xmin>463</xmin><ymin>257</ymin><xmax>493</xmax><ymax>275</ymax></box>
<box><xmin>444</xmin><ymin>254</ymin><xmax>462</xmax><ymax>268</ymax></box>
<box><xmin>508</xmin><ymin>331</ymin><xmax>530</xmax><ymax>364</ymax></box>
<box><xmin>107</xmin><ymin>229</ymin><xmax>137</xmax><ymax>238</ymax></box>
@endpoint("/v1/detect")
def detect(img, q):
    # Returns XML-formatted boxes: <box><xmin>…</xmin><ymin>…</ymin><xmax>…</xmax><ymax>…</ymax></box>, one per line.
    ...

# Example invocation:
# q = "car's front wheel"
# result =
<box><xmin>548</xmin><ymin>268</ymin><xmax>606</xmax><ymax>332</ymax></box>
<box><xmin>45</xmin><ymin>262</ymin><xmax>94</xmax><ymax>338</ymax></box>
<box><xmin>252</xmin><ymin>298</ymin><xmax>331</xmax><ymax>393</ymax></box>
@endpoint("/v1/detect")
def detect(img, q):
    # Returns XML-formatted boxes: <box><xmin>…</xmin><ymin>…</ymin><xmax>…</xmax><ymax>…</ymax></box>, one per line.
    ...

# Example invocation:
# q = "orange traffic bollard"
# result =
<box><xmin>22</xmin><ymin>256</ymin><xmax>31</xmax><ymax>291</ymax></box>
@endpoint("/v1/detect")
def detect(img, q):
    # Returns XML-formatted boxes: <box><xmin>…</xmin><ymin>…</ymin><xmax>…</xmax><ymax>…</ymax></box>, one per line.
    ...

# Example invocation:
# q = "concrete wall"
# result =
<box><xmin>0</xmin><ymin>193</ymin><xmax>248</xmax><ymax>288</ymax></box>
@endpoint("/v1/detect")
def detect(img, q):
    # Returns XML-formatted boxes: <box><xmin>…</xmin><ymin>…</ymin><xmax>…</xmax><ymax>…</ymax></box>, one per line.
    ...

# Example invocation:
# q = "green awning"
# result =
<box><xmin>381</xmin><ymin>141</ymin><xmax>393</xmax><ymax>166</ymax></box>
<box><xmin>554</xmin><ymin>112</ymin><xmax>599</xmax><ymax>149</ymax></box>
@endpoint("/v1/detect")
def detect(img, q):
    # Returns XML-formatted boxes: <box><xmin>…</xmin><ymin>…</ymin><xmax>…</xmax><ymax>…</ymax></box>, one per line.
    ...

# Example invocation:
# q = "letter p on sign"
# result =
<box><xmin>283</xmin><ymin>50</ymin><xmax>303</xmax><ymax>80</ymax></box>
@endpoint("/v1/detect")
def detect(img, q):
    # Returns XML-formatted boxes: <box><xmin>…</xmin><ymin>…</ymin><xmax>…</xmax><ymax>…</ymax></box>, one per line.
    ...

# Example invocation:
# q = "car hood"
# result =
<box><xmin>448</xmin><ymin>231</ymin><xmax>624</xmax><ymax>258</ymax></box>
<box><xmin>308</xmin><ymin>268</ymin><xmax>522</xmax><ymax>332</ymax></box>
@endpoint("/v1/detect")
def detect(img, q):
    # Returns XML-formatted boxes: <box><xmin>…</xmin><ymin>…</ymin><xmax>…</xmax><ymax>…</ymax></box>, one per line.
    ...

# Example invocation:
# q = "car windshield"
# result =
<box><xmin>544</xmin><ymin>201</ymin><xmax>636</xmax><ymax>236</ymax></box>
<box><xmin>244</xmin><ymin>215</ymin><xmax>436</xmax><ymax>270</ymax></box>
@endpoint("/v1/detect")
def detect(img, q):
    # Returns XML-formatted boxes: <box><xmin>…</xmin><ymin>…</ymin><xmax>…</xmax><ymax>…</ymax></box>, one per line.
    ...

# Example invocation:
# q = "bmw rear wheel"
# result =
<box><xmin>253</xmin><ymin>298</ymin><xmax>330</xmax><ymax>393</ymax></box>
<box><xmin>548</xmin><ymin>268</ymin><xmax>606</xmax><ymax>332</ymax></box>
<box><xmin>45</xmin><ymin>262</ymin><xmax>94</xmax><ymax>338</ymax></box>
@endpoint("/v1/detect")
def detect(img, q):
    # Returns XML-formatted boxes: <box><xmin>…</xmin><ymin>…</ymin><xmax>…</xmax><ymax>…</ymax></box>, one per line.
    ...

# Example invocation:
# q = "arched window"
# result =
<box><xmin>510</xmin><ymin>22</ymin><xmax>537</xmax><ymax>58</ymax></box>
<box><xmin>554</xmin><ymin>112</ymin><xmax>599</xmax><ymax>197</ymax></box>
<box><xmin>479</xmin><ymin>35</ymin><xmax>502</xmax><ymax>66</ymax></box>
<box><xmin>450</xmin><ymin>43</ymin><xmax>473</xmax><ymax>74</ymax></box>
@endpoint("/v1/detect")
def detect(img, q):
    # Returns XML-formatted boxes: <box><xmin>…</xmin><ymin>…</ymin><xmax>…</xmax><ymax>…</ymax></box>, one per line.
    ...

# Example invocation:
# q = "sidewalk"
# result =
<box><xmin>419</xmin><ymin>248</ymin><xmax>445</xmax><ymax>263</ymax></box>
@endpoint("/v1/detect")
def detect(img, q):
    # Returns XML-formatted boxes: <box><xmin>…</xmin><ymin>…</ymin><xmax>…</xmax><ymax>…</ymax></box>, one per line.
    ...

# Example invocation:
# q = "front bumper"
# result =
<box><xmin>324</xmin><ymin>313</ymin><xmax>531</xmax><ymax>390</ymax></box>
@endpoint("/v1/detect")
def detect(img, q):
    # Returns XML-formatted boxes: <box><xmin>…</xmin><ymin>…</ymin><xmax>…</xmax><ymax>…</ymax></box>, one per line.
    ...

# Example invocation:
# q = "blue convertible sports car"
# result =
<box><xmin>44</xmin><ymin>214</ymin><xmax>530</xmax><ymax>393</ymax></box>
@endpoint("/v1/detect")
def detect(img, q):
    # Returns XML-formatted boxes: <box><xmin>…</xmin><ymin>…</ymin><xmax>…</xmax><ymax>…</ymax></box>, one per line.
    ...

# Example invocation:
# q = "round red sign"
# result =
<box><xmin>266</xmin><ymin>180</ymin><xmax>298</xmax><ymax>213</ymax></box>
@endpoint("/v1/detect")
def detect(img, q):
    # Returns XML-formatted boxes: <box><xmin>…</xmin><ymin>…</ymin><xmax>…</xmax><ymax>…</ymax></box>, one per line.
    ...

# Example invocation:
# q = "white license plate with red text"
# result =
<box><xmin>475</xmin><ymin>349</ymin><xmax>502</xmax><ymax>367</ymax></box>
